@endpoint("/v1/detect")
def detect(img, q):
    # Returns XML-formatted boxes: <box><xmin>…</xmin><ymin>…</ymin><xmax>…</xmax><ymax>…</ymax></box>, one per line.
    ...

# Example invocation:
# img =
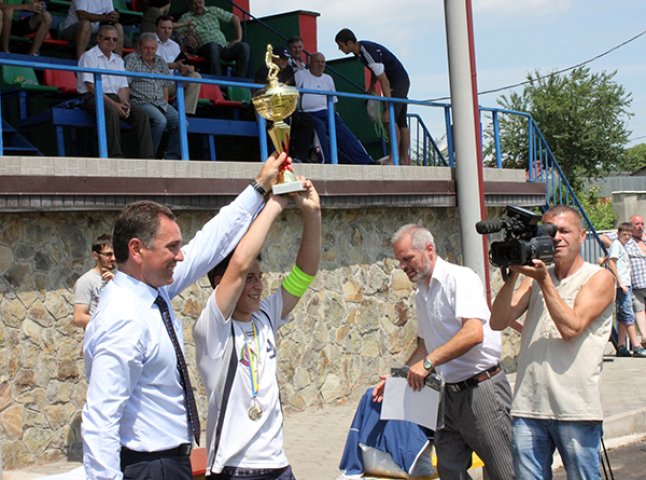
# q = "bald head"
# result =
<box><xmin>309</xmin><ymin>52</ymin><xmax>326</xmax><ymax>76</ymax></box>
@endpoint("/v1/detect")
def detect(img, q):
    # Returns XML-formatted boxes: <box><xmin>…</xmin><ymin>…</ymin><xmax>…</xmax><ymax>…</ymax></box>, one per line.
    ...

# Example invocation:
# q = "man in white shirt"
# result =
<box><xmin>60</xmin><ymin>0</ymin><xmax>123</xmax><ymax>58</ymax></box>
<box><xmin>77</xmin><ymin>24</ymin><xmax>153</xmax><ymax>158</ymax></box>
<box><xmin>373</xmin><ymin>224</ymin><xmax>514</xmax><ymax>480</ymax></box>
<box><xmin>82</xmin><ymin>153</ymin><xmax>285</xmax><ymax>480</ymax></box>
<box><xmin>73</xmin><ymin>233</ymin><xmax>116</xmax><ymax>329</ymax></box>
<box><xmin>295</xmin><ymin>52</ymin><xmax>373</xmax><ymax>165</ymax></box>
<box><xmin>155</xmin><ymin>15</ymin><xmax>201</xmax><ymax>116</ymax></box>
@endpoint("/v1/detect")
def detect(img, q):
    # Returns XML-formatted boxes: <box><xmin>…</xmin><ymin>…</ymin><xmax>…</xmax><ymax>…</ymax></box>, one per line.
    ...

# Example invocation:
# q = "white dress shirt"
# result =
<box><xmin>416</xmin><ymin>257</ymin><xmax>502</xmax><ymax>383</ymax></box>
<box><xmin>77</xmin><ymin>44</ymin><xmax>128</xmax><ymax>95</ymax></box>
<box><xmin>156</xmin><ymin>36</ymin><xmax>181</xmax><ymax>64</ymax></box>
<box><xmin>82</xmin><ymin>185</ymin><xmax>263</xmax><ymax>480</ymax></box>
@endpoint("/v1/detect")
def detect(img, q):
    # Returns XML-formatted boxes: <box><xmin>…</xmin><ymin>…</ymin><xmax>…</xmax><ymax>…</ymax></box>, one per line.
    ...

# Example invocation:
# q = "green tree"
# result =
<box><xmin>623</xmin><ymin>143</ymin><xmax>646</xmax><ymax>173</ymax></box>
<box><xmin>578</xmin><ymin>187</ymin><xmax>617</xmax><ymax>231</ymax></box>
<box><xmin>490</xmin><ymin>67</ymin><xmax>632</xmax><ymax>189</ymax></box>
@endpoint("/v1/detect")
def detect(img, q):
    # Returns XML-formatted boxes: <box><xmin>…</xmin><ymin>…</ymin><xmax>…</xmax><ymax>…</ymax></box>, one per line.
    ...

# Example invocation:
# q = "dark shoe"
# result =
<box><xmin>617</xmin><ymin>345</ymin><xmax>631</xmax><ymax>357</ymax></box>
<box><xmin>633</xmin><ymin>347</ymin><xmax>646</xmax><ymax>358</ymax></box>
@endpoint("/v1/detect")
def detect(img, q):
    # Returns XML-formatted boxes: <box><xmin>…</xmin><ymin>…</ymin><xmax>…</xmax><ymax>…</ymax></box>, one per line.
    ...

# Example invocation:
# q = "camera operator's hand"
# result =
<box><xmin>510</xmin><ymin>259</ymin><xmax>549</xmax><ymax>283</ymax></box>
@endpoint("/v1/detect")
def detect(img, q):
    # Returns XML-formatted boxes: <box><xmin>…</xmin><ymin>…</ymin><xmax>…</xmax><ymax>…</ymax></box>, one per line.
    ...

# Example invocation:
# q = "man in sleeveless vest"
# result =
<box><xmin>491</xmin><ymin>205</ymin><xmax>615</xmax><ymax>479</ymax></box>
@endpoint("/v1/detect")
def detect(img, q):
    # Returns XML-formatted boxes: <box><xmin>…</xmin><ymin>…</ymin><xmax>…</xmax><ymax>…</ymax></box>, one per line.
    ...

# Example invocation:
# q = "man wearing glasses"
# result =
<box><xmin>77</xmin><ymin>24</ymin><xmax>153</xmax><ymax>159</ymax></box>
<box><xmin>73</xmin><ymin>233</ymin><xmax>117</xmax><ymax>329</ymax></box>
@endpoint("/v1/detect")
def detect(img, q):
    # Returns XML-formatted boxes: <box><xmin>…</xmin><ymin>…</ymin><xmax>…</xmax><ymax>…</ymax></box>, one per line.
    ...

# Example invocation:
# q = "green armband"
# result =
<box><xmin>282</xmin><ymin>265</ymin><xmax>315</xmax><ymax>297</ymax></box>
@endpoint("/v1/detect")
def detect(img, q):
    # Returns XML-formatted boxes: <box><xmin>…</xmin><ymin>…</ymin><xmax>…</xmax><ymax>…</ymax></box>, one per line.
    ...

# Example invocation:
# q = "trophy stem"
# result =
<box><xmin>268</xmin><ymin>120</ymin><xmax>291</xmax><ymax>154</ymax></box>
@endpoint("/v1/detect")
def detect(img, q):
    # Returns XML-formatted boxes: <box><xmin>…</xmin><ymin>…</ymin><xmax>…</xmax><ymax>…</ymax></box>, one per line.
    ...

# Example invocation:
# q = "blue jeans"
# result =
<box><xmin>512</xmin><ymin>416</ymin><xmax>602</xmax><ymax>480</ymax></box>
<box><xmin>616</xmin><ymin>286</ymin><xmax>636</xmax><ymax>325</ymax></box>
<box><xmin>138</xmin><ymin>103</ymin><xmax>180</xmax><ymax>160</ymax></box>
<box><xmin>307</xmin><ymin>110</ymin><xmax>373</xmax><ymax>165</ymax></box>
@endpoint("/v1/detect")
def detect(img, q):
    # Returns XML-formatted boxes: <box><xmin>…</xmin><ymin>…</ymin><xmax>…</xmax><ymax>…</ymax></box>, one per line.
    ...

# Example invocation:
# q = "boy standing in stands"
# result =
<box><xmin>193</xmin><ymin>178</ymin><xmax>321</xmax><ymax>479</ymax></box>
<box><xmin>609</xmin><ymin>222</ymin><xmax>646</xmax><ymax>357</ymax></box>
<box><xmin>0</xmin><ymin>0</ymin><xmax>52</xmax><ymax>55</ymax></box>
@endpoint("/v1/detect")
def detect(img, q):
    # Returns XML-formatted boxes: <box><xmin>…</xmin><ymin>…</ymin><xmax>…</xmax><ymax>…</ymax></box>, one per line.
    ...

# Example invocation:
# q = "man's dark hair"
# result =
<box><xmin>335</xmin><ymin>28</ymin><xmax>356</xmax><ymax>44</ymax></box>
<box><xmin>113</xmin><ymin>201</ymin><xmax>176</xmax><ymax>263</ymax></box>
<box><xmin>207</xmin><ymin>253</ymin><xmax>262</xmax><ymax>289</ymax></box>
<box><xmin>287</xmin><ymin>35</ymin><xmax>303</xmax><ymax>46</ymax></box>
<box><xmin>156</xmin><ymin>14</ymin><xmax>174</xmax><ymax>26</ymax></box>
<box><xmin>92</xmin><ymin>233</ymin><xmax>113</xmax><ymax>254</ymax></box>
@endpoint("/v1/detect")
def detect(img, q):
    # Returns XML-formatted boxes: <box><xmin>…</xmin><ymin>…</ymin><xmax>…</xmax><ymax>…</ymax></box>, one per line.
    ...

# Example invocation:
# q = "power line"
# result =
<box><xmin>427</xmin><ymin>27</ymin><xmax>646</xmax><ymax>102</ymax></box>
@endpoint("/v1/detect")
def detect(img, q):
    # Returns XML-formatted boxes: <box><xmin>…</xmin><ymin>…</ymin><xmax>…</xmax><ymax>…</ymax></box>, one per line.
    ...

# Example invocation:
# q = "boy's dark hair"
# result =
<box><xmin>207</xmin><ymin>253</ymin><xmax>262</xmax><ymax>289</ymax></box>
<box><xmin>334</xmin><ymin>28</ymin><xmax>356</xmax><ymax>44</ymax></box>
<box><xmin>618</xmin><ymin>222</ymin><xmax>633</xmax><ymax>233</ymax></box>
<box><xmin>92</xmin><ymin>233</ymin><xmax>113</xmax><ymax>254</ymax></box>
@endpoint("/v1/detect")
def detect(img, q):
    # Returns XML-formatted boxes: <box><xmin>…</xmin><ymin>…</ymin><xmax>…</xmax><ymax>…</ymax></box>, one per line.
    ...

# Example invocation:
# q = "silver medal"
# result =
<box><xmin>248</xmin><ymin>399</ymin><xmax>263</xmax><ymax>421</ymax></box>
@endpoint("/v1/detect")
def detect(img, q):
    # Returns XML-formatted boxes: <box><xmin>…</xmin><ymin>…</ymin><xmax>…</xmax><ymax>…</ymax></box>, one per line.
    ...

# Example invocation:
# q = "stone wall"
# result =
<box><xmin>0</xmin><ymin>206</ymin><xmax>470</xmax><ymax>469</ymax></box>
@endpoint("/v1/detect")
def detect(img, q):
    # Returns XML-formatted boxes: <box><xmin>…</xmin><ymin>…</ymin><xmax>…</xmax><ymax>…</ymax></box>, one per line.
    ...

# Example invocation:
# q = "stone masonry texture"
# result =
<box><xmin>0</xmin><ymin>206</ymin><xmax>510</xmax><ymax>469</ymax></box>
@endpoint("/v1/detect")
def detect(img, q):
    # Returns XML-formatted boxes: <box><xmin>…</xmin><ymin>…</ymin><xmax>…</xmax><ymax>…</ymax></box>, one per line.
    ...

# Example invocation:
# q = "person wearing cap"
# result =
<box><xmin>254</xmin><ymin>45</ymin><xmax>295</xmax><ymax>85</ymax></box>
<box><xmin>194</xmin><ymin>177</ymin><xmax>321</xmax><ymax>480</ymax></box>
<box><xmin>254</xmin><ymin>46</ymin><xmax>315</xmax><ymax>164</ymax></box>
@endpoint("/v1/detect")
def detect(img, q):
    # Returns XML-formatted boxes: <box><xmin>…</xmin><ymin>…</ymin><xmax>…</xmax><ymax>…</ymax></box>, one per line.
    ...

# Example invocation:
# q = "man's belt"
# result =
<box><xmin>121</xmin><ymin>443</ymin><xmax>192</xmax><ymax>459</ymax></box>
<box><xmin>445</xmin><ymin>364</ymin><xmax>501</xmax><ymax>393</ymax></box>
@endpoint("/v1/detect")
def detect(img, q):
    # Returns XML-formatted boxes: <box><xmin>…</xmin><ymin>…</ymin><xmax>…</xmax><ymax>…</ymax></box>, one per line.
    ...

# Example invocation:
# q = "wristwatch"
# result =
<box><xmin>423</xmin><ymin>357</ymin><xmax>434</xmax><ymax>372</ymax></box>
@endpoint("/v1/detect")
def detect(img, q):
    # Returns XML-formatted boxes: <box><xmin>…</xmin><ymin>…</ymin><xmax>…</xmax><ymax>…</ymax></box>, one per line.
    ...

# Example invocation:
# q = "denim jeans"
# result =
<box><xmin>512</xmin><ymin>416</ymin><xmax>602</xmax><ymax>480</ymax></box>
<box><xmin>616</xmin><ymin>286</ymin><xmax>636</xmax><ymax>325</ymax></box>
<box><xmin>138</xmin><ymin>103</ymin><xmax>180</xmax><ymax>160</ymax></box>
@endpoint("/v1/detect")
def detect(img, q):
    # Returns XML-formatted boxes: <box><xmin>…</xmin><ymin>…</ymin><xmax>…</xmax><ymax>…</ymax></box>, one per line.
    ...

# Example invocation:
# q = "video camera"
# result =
<box><xmin>476</xmin><ymin>206</ymin><xmax>557</xmax><ymax>272</ymax></box>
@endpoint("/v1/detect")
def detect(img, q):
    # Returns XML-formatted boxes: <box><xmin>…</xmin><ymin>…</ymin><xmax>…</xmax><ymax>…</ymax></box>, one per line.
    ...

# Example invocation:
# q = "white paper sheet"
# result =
<box><xmin>380</xmin><ymin>376</ymin><xmax>440</xmax><ymax>430</ymax></box>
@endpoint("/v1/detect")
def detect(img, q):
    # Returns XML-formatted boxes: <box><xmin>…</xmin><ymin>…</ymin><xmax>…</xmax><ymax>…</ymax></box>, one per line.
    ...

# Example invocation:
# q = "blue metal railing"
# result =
<box><xmin>0</xmin><ymin>56</ymin><xmax>446</xmax><ymax>165</ymax></box>
<box><xmin>480</xmin><ymin>106</ymin><xmax>608</xmax><ymax>263</ymax></box>
<box><xmin>407</xmin><ymin>113</ymin><xmax>448</xmax><ymax>166</ymax></box>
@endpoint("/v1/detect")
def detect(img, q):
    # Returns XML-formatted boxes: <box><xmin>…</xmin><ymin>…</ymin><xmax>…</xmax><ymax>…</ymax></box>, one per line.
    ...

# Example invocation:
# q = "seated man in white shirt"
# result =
<box><xmin>194</xmin><ymin>177</ymin><xmax>321</xmax><ymax>479</ymax></box>
<box><xmin>77</xmin><ymin>24</ymin><xmax>153</xmax><ymax>158</ymax></box>
<box><xmin>295</xmin><ymin>52</ymin><xmax>373</xmax><ymax>165</ymax></box>
<box><xmin>60</xmin><ymin>0</ymin><xmax>124</xmax><ymax>58</ymax></box>
<box><xmin>155</xmin><ymin>15</ymin><xmax>201</xmax><ymax>115</ymax></box>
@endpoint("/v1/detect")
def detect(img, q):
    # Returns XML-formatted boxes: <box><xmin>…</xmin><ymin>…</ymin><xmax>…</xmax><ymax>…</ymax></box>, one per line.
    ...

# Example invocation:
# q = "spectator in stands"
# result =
<box><xmin>139</xmin><ymin>0</ymin><xmax>191</xmax><ymax>33</ymax></box>
<box><xmin>125</xmin><ymin>32</ymin><xmax>181</xmax><ymax>159</ymax></box>
<box><xmin>295</xmin><ymin>52</ymin><xmax>374</xmax><ymax>165</ymax></box>
<box><xmin>608</xmin><ymin>222</ymin><xmax>646</xmax><ymax>357</ymax></box>
<box><xmin>155</xmin><ymin>15</ymin><xmax>201</xmax><ymax>115</ymax></box>
<box><xmin>77</xmin><ymin>24</ymin><xmax>153</xmax><ymax>158</ymax></box>
<box><xmin>61</xmin><ymin>0</ymin><xmax>124</xmax><ymax>58</ymax></box>
<box><xmin>177</xmin><ymin>0</ymin><xmax>249</xmax><ymax>77</ymax></box>
<box><xmin>73</xmin><ymin>233</ymin><xmax>116</xmax><ymax>329</ymax></box>
<box><xmin>254</xmin><ymin>45</ymin><xmax>314</xmax><ymax>163</ymax></box>
<box><xmin>287</xmin><ymin>35</ymin><xmax>306</xmax><ymax>71</ymax></box>
<box><xmin>0</xmin><ymin>0</ymin><xmax>52</xmax><ymax>56</ymax></box>
<box><xmin>335</xmin><ymin>28</ymin><xmax>410</xmax><ymax>165</ymax></box>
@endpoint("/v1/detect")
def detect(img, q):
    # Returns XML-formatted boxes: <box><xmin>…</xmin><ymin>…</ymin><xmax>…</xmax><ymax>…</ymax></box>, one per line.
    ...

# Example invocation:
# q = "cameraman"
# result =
<box><xmin>490</xmin><ymin>205</ymin><xmax>614</xmax><ymax>479</ymax></box>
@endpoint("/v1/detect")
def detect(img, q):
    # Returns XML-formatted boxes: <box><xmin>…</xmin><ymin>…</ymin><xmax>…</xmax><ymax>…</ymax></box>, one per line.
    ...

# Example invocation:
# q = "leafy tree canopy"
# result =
<box><xmin>492</xmin><ymin>67</ymin><xmax>632</xmax><ymax>189</ymax></box>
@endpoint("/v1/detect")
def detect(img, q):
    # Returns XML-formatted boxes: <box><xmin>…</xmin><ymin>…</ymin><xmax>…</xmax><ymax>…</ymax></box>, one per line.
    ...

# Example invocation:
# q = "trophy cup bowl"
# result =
<box><xmin>252</xmin><ymin>44</ymin><xmax>305</xmax><ymax>195</ymax></box>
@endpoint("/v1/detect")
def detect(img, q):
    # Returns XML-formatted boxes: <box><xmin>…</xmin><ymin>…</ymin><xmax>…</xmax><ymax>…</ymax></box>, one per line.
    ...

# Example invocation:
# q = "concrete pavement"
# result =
<box><xmin>4</xmin><ymin>354</ymin><xmax>646</xmax><ymax>479</ymax></box>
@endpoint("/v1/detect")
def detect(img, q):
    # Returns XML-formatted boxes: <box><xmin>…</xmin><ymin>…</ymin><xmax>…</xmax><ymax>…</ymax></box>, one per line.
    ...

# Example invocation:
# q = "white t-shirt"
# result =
<box><xmin>63</xmin><ymin>0</ymin><xmax>114</xmax><ymax>31</ymax></box>
<box><xmin>416</xmin><ymin>257</ymin><xmax>501</xmax><ymax>383</ymax></box>
<box><xmin>193</xmin><ymin>289</ymin><xmax>290</xmax><ymax>474</ymax></box>
<box><xmin>77</xmin><ymin>44</ymin><xmax>128</xmax><ymax>94</ymax></box>
<box><xmin>74</xmin><ymin>268</ymin><xmax>105</xmax><ymax>316</ymax></box>
<box><xmin>295</xmin><ymin>69</ymin><xmax>337</xmax><ymax>113</ymax></box>
<box><xmin>609</xmin><ymin>239</ymin><xmax>631</xmax><ymax>286</ymax></box>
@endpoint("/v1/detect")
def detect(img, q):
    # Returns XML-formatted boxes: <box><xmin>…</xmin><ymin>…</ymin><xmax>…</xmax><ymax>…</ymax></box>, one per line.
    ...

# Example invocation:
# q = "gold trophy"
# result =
<box><xmin>252</xmin><ymin>44</ymin><xmax>305</xmax><ymax>195</ymax></box>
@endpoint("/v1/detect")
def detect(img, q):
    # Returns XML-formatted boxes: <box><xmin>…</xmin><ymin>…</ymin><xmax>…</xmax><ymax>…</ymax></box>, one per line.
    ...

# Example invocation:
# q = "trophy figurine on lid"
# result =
<box><xmin>252</xmin><ymin>44</ymin><xmax>305</xmax><ymax>195</ymax></box>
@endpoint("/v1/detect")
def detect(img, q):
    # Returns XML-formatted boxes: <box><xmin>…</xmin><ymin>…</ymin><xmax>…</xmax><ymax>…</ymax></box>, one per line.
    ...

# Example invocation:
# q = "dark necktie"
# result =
<box><xmin>154</xmin><ymin>295</ymin><xmax>201</xmax><ymax>445</ymax></box>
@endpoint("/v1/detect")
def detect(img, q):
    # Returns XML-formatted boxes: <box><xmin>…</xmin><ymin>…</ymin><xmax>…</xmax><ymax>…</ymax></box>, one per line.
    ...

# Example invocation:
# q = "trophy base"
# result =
<box><xmin>272</xmin><ymin>180</ymin><xmax>305</xmax><ymax>195</ymax></box>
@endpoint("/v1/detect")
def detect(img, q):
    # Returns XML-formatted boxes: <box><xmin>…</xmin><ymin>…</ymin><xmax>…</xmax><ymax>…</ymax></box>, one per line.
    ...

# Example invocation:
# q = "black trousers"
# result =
<box><xmin>120</xmin><ymin>447</ymin><xmax>193</xmax><ymax>480</ymax></box>
<box><xmin>84</xmin><ymin>93</ymin><xmax>154</xmax><ymax>158</ymax></box>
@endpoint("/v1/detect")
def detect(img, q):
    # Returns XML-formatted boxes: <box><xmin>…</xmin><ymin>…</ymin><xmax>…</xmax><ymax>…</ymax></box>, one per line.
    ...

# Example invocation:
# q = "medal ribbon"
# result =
<box><xmin>246</xmin><ymin>321</ymin><xmax>260</xmax><ymax>400</ymax></box>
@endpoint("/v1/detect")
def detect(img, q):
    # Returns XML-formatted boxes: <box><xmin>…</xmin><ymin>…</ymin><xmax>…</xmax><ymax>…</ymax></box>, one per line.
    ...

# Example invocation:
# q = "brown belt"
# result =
<box><xmin>445</xmin><ymin>365</ymin><xmax>502</xmax><ymax>393</ymax></box>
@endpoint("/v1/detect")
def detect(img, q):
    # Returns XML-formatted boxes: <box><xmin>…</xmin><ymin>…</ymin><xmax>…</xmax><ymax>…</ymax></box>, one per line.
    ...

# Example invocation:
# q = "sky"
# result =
<box><xmin>252</xmin><ymin>0</ymin><xmax>646</xmax><ymax>148</ymax></box>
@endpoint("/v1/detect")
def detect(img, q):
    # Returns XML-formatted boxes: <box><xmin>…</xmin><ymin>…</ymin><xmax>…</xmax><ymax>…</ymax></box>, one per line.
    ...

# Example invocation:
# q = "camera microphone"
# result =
<box><xmin>475</xmin><ymin>219</ymin><xmax>506</xmax><ymax>234</ymax></box>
